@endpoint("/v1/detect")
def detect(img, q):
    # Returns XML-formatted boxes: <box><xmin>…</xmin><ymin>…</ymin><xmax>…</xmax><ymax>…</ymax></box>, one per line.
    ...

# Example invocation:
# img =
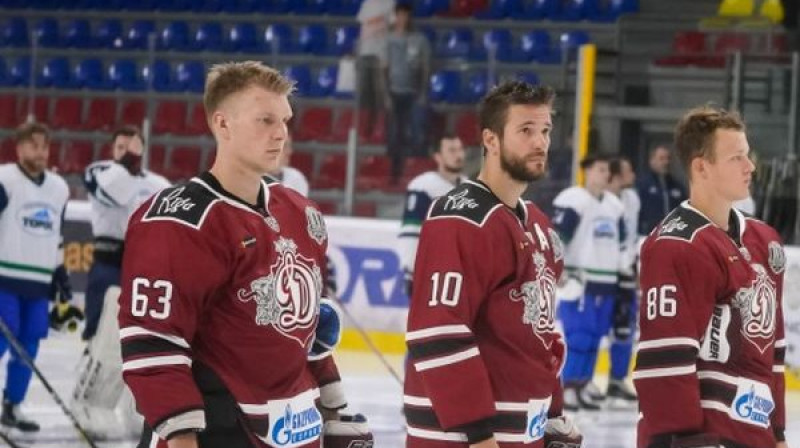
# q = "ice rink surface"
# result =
<box><xmin>1</xmin><ymin>333</ymin><xmax>798</xmax><ymax>447</ymax></box>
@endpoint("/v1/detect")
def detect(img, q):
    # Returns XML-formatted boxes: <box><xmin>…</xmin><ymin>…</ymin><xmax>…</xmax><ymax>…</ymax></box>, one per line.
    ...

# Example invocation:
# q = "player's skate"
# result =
<box><xmin>583</xmin><ymin>381</ymin><xmax>605</xmax><ymax>403</ymax></box>
<box><xmin>606</xmin><ymin>378</ymin><xmax>637</xmax><ymax>408</ymax></box>
<box><xmin>0</xmin><ymin>399</ymin><xmax>39</xmax><ymax>432</ymax></box>
<box><xmin>563</xmin><ymin>384</ymin><xmax>601</xmax><ymax>412</ymax></box>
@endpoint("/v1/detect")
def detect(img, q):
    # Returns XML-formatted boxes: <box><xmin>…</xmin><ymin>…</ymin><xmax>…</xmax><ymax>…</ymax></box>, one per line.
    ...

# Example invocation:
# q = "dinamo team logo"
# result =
<box><xmin>732</xmin><ymin>263</ymin><xmax>777</xmax><ymax>354</ymax></box>
<box><xmin>237</xmin><ymin>237</ymin><xmax>323</xmax><ymax>346</ymax></box>
<box><xmin>509</xmin><ymin>252</ymin><xmax>558</xmax><ymax>348</ymax></box>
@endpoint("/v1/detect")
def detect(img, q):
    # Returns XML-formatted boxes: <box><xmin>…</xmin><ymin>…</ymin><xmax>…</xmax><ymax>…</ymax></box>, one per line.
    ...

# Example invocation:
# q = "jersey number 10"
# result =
<box><xmin>428</xmin><ymin>272</ymin><xmax>464</xmax><ymax>307</ymax></box>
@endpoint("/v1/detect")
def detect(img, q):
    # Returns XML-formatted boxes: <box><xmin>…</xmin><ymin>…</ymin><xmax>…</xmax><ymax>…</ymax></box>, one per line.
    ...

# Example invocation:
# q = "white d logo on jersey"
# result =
<box><xmin>238</xmin><ymin>237</ymin><xmax>323</xmax><ymax>347</ymax></box>
<box><xmin>732</xmin><ymin>263</ymin><xmax>777</xmax><ymax>354</ymax></box>
<box><xmin>509</xmin><ymin>252</ymin><xmax>558</xmax><ymax>348</ymax></box>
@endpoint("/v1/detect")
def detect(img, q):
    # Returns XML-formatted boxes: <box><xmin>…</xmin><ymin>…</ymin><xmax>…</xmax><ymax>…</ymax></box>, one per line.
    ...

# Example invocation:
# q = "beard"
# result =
<box><xmin>443</xmin><ymin>162</ymin><xmax>464</xmax><ymax>174</ymax></box>
<box><xmin>20</xmin><ymin>158</ymin><xmax>46</xmax><ymax>176</ymax></box>
<box><xmin>499</xmin><ymin>142</ymin><xmax>547</xmax><ymax>183</ymax></box>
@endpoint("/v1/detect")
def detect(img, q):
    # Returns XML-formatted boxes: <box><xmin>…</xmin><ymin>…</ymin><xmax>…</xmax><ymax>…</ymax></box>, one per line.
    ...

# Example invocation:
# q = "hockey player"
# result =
<box><xmin>551</xmin><ymin>155</ymin><xmax>627</xmax><ymax>411</ymax></box>
<box><xmin>404</xmin><ymin>81</ymin><xmax>582</xmax><ymax>448</ymax></box>
<box><xmin>118</xmin><ymin>61</ymin><xmax>370</xmax><ymax>448</ymax></box>
<box><xmin>398</xmin><ymin>133</ymin><xmax>466</xmax><ymax>296</ymax></box>
<box><xmin>0</xmin><ymin>122</ymin><xmax>71</xmax><ymax>432</ymax></box>
<box><xmin>635</xmin><ymin>107</ymin><xmax>787</xmax><ymax>448</ymax></box>
<box><xmin>606</xmin><ymin>157</ymin><xmax>641</xmax><ymax>404</ymax></box>
<box><xmin>265</xmin><ymin>134</ymin><xmax>309</xmax><ymax>197</ymax></box>
<box><xmin>73</xmin><ymin>125</ymin><xmax>170</xmax><ymax>438</ymax></box>
<box><xmin>82</xmin><ymin>125</ymin><xmax>170</xmax><ymax>341</ymax></box>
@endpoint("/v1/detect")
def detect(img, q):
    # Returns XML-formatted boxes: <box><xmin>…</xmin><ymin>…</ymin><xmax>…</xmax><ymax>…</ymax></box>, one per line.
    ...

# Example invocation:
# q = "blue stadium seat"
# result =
<box><xmin>109</xmin><ymin>59</ymin><xmax>145</xmax><ymax>91</ymax></box>
<box><xmin>176</xmin><ymin>61</ymin><xmax>205</xmax><ymax>93</ymax></box>
<box><xmin>125</xmin><ymin>20</ymin><xmax>155</xmax><ymax>50</ymax></box>
<box><xmin>64</xmin><ymin>20</ymin><xmax>92</xmax><ymax>49</ymax></box>
<box><xmin>439</xmin><ymin>28</ymin><xmax>473</xmax><ymax>59</ymax></box>
<box><xmin>479</xmin><ymin>29</ymin><xmax>514</xmax><ymax>62</ymax></box>
<box><xmin>555</xmin><ymin>0</ymin><xmax>588</xmax><ymax>21</ymax></box>
<box><xmin>95</xmin><ymin>19</ymin><xmax>123</xmax><ymax>49</ymax></box>
<box><xmin>464</xmin><ymin>71</ymin><xmax>490</xmax><ymax>103</ymax></box>
<box><xmin>221</xmin><ymin>0</ymin><xmax>258</xmax><ymax>13</ymax></box>
<box><xmin>228</xmin><ymin>23</ymin><xmax>262</xmax><ymax>53</ymax></box>
<box><xmin>419</xmin><ymin>26</ymin><xmax>437</xmax><ymax>47</ymax></box>
<box><xmin>414</xmin><ymin>0</ymin><xmax>450</xmax><ymax>17</ymax></box>
<box><xmin>298</xmin><ymin>24</ymin><xmax>328</xmax><ymax>55</ymax></box>
<box><xmin>292</xmin><ymin>0</ymin><xmax>327</xmax><ymax>15</ymax></box>
<box><xmin>475</xmin><ymin>0</ymin><xmax>523</xmax><ymax>19</ymax></box>
<box><xmin>311</xmin><ymin>65</ymin><xmax>337</xmax><ymax>97</ymax></box>
<box><xmin>429</xmin><ymin>70</ymin><xmax>461</xmax><ymax>103</ymax></box>
<box><xmin>284</xmin><ymin>65</ymin><xmax>312</xmax><ymax>96</ymax></box>
<box><xmin>9</xmin><ymin>57</ymin><xmax>32</xmax><ymax>87</ymax></box>
<box><xmin>194</xmin><ymin>22</ymin><xmax>223</xmax><ymax>51</ymax></box>
<box><xmin>120</xmin><ymin>0</ymin><xmax>155</xmax><ymax>11</ymax></box>
<box><xmin>264</xmin><ymin>23</ymin><xmax>293</xmax><ymax>54</ymax></box>
<box><xmin>75</xmin><ymin>58</ymin><xmax>111</xmax><ymax>90</ymax></box>
<box><xmin>144</xmin><ymin>60</ymin><xmax>180</xmax><ymax>92</ymax></box>
<box><xmin>520</xmin><ymin>0</ymin><xmax>558</xmax><ymax>19</ymax></box>
<box><xmin>155</xmin><ymin>0</ymin><xmax>192</xmax><ymax>11</ymax></box>
<box><xmin>39</xmin><ymin>57</ymin><xmax>75</xmax><ymax>88</ymax></box>
<box><xmin>586</xmin><ymin>0</ymin><xmax>638</xmax><ymax>22</ymax></box>
<box><xmin>85</xmin><ymin>0</ymin><xmax>123</xmax><ymax>10</ymax></box>
<box><xmin>264</xmin><ymin>0</ymin><xmax>292</xmax><ymax>13</ymax></box>
<box><xmin>34</xmin><ymin>18</ymin><xmax>60</xmax><ymax>48</ymax></box>
<box><xmin>514</xmin><ymin>30</ymin><xmax>559</xmax><ymax>63</ymax></box>
<box><xmin>159</xmin><ymin>21</ymin><xmax>190</xmax><ymax>51</ymax></box>
<box><xmin>558</xmin><ymin>30</ymin><xmax>591</xmax><ymax>62</ymax></box>
<box><xmin>193</xmin><ymin>0</ymin><xmax>223</xmax><ymax>12</ymax></box>
<box><xmin>2</xmin><ymin>18</ymin><xmax>30</xmax><ymax>48</ymax></box>
<box><xmin>329</xmin><ymin>0</ymin><xmax>360</xmax><ymax>16</ymax></box>
<box><xmin>515</xmin><ymin>71</ymin><xmax>540</xmax><ymax>86</ymax></box>
<box><xmin>332</xmin><ymin>25</ymin><xmax>359</xmax><ymax>56</ymax></box>
<box><xmin>0</xmin><ymin>58</ymin><xmax>9</xmax><ymax>87</ymax></box>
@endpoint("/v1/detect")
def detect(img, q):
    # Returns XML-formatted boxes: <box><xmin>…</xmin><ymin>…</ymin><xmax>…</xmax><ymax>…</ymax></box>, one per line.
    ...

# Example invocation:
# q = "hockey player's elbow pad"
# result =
<box><xmin>309</xmin><ymin>298</ymin><xmax>342</xmax><ymax>361</ymax></box>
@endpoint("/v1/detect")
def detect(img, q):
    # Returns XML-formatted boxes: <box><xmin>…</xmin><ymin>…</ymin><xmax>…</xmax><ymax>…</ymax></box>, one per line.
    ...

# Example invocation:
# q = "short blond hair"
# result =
<box><xmin>674</xmin><ymin>106</ymin><xmax>745</xmax><ymax>177</ymax></box>
<box><xmin>203</xmin><ymin>61</ymin><xmax>295</xmax><ymax>121</ymax></box>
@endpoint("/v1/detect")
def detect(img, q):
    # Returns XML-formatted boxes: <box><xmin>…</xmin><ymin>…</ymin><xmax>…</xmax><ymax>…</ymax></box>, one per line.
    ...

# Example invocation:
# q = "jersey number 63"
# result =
<box><xmin>131</xmin><ymin>277</ymin><xmax>173</xmax><ymax>320</ymax></box>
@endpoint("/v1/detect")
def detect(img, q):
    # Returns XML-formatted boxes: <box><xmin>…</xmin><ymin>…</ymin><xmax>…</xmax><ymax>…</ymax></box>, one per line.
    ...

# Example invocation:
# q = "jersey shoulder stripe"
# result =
<box><xmin>427</xmin><ymin>180</ymin><xmax>503</xmax><ymax>227</ymax></box>
<box><xmin>654</xmin><ymin>206</ymin><xmax>710</xmax><ymax>242</ymax></box>
<box><xmin>142</xmin><ymin>179</ymin><xmax>217</xmax><ymax>230</ymax></box>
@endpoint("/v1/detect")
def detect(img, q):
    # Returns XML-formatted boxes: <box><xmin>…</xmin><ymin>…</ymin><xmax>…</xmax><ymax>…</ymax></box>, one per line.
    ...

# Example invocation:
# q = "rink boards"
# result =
<box><xmin>63</xmin><ymin>200</ymin><xmax>800</xmax><ymax>390</ymax></box>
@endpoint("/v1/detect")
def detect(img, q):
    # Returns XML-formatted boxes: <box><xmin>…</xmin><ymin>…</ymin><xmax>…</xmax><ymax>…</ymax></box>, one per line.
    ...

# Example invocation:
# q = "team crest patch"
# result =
<box><xmin>548</xmin><ymin>228</ymin><xmax>564</xmax><ymax>262</ymax></box>
<box><xmin>732</xmin><ymin>263</ymin><xmax>777</xmax><ymax>354</ymax></box>
<box><xmin>237</xmin><ymin>237</ymin><xmax>322</xmax><ymax>347</ymax></box>
<box><xmin>660</xmin><ymin>216</ymin><xmax>687</xmax><ymax>235</ymax></box>
<box><xmin>508</xmin><ymin>252</ymin><xmax>558</xmax><ymax>348</ymax></box>
<box><xmin>305</xmin><ymin>206</ymin><xmax>327</xmax><ymax>245</ymax></box>
<box><xmin>768</xmin><ymin>241</ymin><xmax>785</xmax><ymax>275</ymax></box>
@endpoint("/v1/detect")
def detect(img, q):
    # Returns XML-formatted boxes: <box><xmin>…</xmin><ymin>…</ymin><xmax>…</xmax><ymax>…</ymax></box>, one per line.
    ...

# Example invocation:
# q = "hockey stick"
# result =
<box><xmin>0</xmin><ymin>317</ymin><xmax>99</xmax><ymax>448</ymax></box>
<box><xmin>332</xmin><ymin>298</ymin><xmax>403</xmax><ymax>386</ymax></box>
<box><xmin>0</xmin><ymin>430</ymin><xmax>27</xmax><ymax>448</ymax></box>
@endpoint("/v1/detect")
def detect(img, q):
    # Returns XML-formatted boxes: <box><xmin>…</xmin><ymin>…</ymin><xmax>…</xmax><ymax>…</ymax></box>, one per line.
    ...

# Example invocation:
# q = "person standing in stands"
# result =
<box><xmin>356</xmin><ymin>0</ymin><xmax>396</xmax><ymax>137</ymax></box>
<box><xmin>636</xmin><ymin>145</ymin><xmax>686</xmax><ymax>236</ymax></box>
<box><xmin>385</xmin><ymin>1</ymin><xmax>431</xmax><ymax>183</ymax></box>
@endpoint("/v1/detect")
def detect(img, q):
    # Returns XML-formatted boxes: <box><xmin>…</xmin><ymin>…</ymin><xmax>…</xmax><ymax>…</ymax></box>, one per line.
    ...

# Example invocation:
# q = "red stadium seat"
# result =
<box><xmin>61</xmin><ymin>140</ymin><xmax>95</xmax><ymax>174</ymax></box>
<box><xmin>654</xmin><ymin>31</ymin><xmax>708</xmax><ymax>67</ymax></box>
<box><xmin>82</xmin><ymin>98</ymin><xmax>117</xmax><ymax>131</ymax></box>
<box><xmin>146</xmin><ymin>144</ymin><xmax>167</xmax><ymax>176</ymax></box>
<box><xmin>183</xmin><ymin>102</ymin><xmax>209</xmax><ymax>136</ymax></box>
<box><xmin>99</xmin><ymin>142</ymin><xmax>113</xmax><ymax>160</ymax></box>
<box><xmin>18</xmin><ymin>97</ymin><xmax>49</xmax><ymax>124</ymax></box>
<box><xmin>715</xmin><ymin>32</ymin><xmax>752</xmax><ymax>54</ymax></box>
<box><xmin>356</xmin><ymin>155</ymin><xmax>391</xmax><ymax>191</ymax></box>
<box><xmin>293</xmin><ymin>107</ymin><xmax>333</xmax><ymax>142</ymax></box>
<box><xmin>315</xmin><ymin>200</ymin><xmax>338</xmax><ymax>215</ymax></box>
<box><xmin>455</xmin><ymin>111</ymin><xmax>480</xmax><ymax>147</ymax></box>
<box><xmin>51</xmin><ymin>97</ymin><xmax>83</xmax><ymax>130</ymax></box>
<box><xmin>0</xmin><ymin>96</ymin><xmax>19</xmax><ymax>128</ymax></box>
<box><xmin>290</xmin><ymin>151</ymin><xmax>314</xmax><ymax>178</ymax></box>
<box><xmin>312</xmin><ymin>153</ymin><xmax>347</xmax><ymax>189</ymax></box>
<box><xmin>169</xmin><ymin>146</ymin><xmax>202</xmax><ymax>180</ymax></box>
<box><xmin>362</xmin><ymin>111</ymin><xmax>386</xmax><ymax>145</ymax></box>
<box><xmin>119</xmin><ymin>99</ymin><xmax>145</xmax><ymax>127</ymax></box>
<box><xmin>353</xmin><ymin>201</ymin><xmax>377</xmax><ymax>217</ymax></box>
<box><xmin>324</xmin><ymin>110</ymin><xmax>355</xmax><ymax>143</ymax></box>
<box><xmin>402</xmin><ymin>157</ymin><xmax>437</xmax><ymax>183</ymax></box>
<box><xmin>153</xmin><ymin>101</ymin><xmax>187</xmax><ymax>135</ymax></box>
<box><xmin>48</xmin><ymin>140</ymin><xmax>62</xmax><ymax>169</ymax></box>
<box><xmin>0</xmin><ymin>140</ymin><xmax>16</xmax><ymax>164</ymax></box>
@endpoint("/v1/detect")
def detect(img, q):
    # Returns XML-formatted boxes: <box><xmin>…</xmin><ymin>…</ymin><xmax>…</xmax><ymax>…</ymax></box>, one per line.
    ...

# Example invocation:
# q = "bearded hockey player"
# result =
<box><xmin>404</xmin><ymin>81</ymin><xmax>582</xmax><ymax>448</ymax></box>
<box><xmin>118</xmin><ymin>61</ymin><xmax>371</xmax><ymax>448</ymax></box>
<box><xmin>635</xmin><ymin>106</ymin><xmax>787</xmax><ymax>448</ymax></box>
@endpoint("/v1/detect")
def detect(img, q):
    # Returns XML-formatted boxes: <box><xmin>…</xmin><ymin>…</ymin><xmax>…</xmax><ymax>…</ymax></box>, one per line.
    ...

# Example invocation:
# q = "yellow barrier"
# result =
<box><xmin>573</xmin><ymin>44</ymin><xmax>596</xmax><ymax>186</ymax></box>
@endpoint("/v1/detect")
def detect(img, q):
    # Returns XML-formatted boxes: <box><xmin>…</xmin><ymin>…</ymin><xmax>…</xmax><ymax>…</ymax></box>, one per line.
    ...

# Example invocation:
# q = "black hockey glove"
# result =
<box><xmin>49</xmin><ymin>302</ymin><xmax>85</xmax><ymax>332</ymax></box>
<box><xmin>50</xmin><ymin>264</ymin><xmax>73</xmax><ymax>302</ymax></box>
<box><xmin>612</xmin><ymin>287</ymin><xmax>635</xmax><ymax>340</ymax></box>
<box><xmin>118</xmin><ymin>151</ymin><xmax>142</xmax><ymax>176</ymax></box>
<box><xmin>323</xmin><ymin>413</ymin><xmax>374</xmax><ymax>448</ymax></box>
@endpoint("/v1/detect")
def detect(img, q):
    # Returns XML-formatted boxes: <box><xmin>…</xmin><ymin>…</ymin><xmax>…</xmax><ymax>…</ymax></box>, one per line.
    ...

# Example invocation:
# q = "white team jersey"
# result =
<box><xmin>0</xmin><ymin>163</ymin><xmax>69</xmax><ymax>286</ymax></box>
<box><xmin>84</xmin><ymin>160</ymin><xmax>170</xmax><ymax>241</ymax></box>
<box><xmin>552</xmin><ymin>186</ymin><xmax>625</xmax><ymax>284</ymax></box>
<box><xmin>280</xmin><ymin>166</ymin><xmax>310</xmax><ymax>198</ymax></box>
<box><xmin>619</xmin><ymin>187</ymin><xmax>640</xmax><ymax>269</ymax></box>
<box><xmin>398</xmin><ymin>171</ymin><xmax>465</xmax><ymax>272</ymax></box>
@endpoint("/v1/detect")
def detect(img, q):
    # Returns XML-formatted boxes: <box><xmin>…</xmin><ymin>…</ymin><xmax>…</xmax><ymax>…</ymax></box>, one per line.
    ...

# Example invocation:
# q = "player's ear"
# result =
<box><xmin>211</xmin><ymin>110</ymin><xmax>229</xmax><ymax>140</ymax></box>
<box><xmin>482</xmin><ymin>129</ymin><xmax>499</xmax><ymax>155</ymax></box>
<box><xmin>691</xmin><ymin>157</ymin><xmax>707</xmax><ymax>180</ymax></box>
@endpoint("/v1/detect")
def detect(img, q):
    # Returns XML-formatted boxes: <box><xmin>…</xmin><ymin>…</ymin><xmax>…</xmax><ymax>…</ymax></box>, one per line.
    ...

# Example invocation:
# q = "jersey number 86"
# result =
<box><xmin>645</xmin><ymin>285</ymin><xmax>677</xmax><ymax>320</ymax></box>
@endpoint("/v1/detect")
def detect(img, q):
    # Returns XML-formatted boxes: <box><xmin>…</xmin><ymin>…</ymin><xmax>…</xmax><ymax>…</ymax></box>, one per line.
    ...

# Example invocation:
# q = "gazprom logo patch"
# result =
<box><xmin>732</xmin><ymin>383</ymin><xmax>774</xmax><ymax>428</ymax></box>
<box><xmin>270</xmin><ymin>404</ymin><xmax>322</xmax><ymax>447</ymax></box>
<box><xmin>17</xmin><ymin>203</ymin><xmax>58</xmax><ymax>237</ymax></box>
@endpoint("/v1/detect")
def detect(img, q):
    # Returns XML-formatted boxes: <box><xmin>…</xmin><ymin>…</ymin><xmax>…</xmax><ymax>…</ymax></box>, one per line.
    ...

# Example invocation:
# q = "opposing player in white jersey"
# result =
<box><xmin>0</xmin><ymin>123</ymin><xmax>71</xmax><ymax>433</ymax></box>
<box><xmin>551</xmin><ymin>155</ymin><xmax>626</xmax><ymax>411</ymax></box>
<box><xmin>398</xmin><ymin>133</ymin><xmax>466</xmax><ymax>295</ymax></box>
<box><xmin>265</xmin><ymin>134</ymin><xmax>309</xmax><ymax>197</ymax></box>
<box><xmin>74</xmin><ymin>125</ymin><xmax>170</xmax><ymax>438</ymax></box>
<box><xmin>606</xmin><ymin>157</ymin><xmax>640</xmax><ymax>404</ymax></box>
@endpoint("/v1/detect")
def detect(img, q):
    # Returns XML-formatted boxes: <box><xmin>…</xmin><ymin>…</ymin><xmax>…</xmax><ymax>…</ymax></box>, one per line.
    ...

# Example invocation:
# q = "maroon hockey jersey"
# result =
<box><xmin>635</xmin><ymin>203</ymin><xmax>786</xmax><ymax>448</ymax></box>
<box><xmin>404</xmin><ymin>180</ymin><xmax>566</xmax><ymax>448</ymax></box>
<box><xmin>118</xmin><ymin>172</ymin><xmax>343</xmax><ymax>448</ymax></box>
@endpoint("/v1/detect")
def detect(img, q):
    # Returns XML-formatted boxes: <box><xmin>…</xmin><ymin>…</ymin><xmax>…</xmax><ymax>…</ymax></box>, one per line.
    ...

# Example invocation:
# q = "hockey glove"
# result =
<box><xmin>309</xmin><ymin>298</ymin><xmax>342</xmax><ymax>361</ymax></box>
<box><xmin>612</xmin><ymin>288</ymin><xmax>635</xmax><ymax>340</ymax></box>
<box><xmin>544</xmin><ymin>415</ymin><xmax>582</xmax><ymax>448</ymax></box>
<box><xmin>669</xmin><ymin>433</ymin><xmax>723</xmax><ymax>448</ymax></box>
<box><xmin>49</xmin><ymin>301</ymin><xmax>85</xmax><ymax>332</ymax></box>
<box><xmin>118</xmin><ymin>152</ymin><xmax>142</xmax><ymax>176</ymax></box>
<box><xmin>322</xmin><ymin>413</ymin><xmax>374</xmax><ymax>448</ymax></box>
<box><xmin>50</xmin><ymin>264</ymin><xmax>73</xmax><ymax>302</ymax></box>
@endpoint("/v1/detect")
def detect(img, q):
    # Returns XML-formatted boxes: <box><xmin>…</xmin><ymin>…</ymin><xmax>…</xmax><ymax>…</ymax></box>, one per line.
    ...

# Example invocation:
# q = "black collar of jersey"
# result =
<box><xmin>16</xmin><ymin>163</ymin><xmax>45</xmax><ymax>186</ymax></box>
<box><xmin>472</xmin><ymin>178</ymin><xmax>527</xmax><ymax>224</ymax></box>
<box><xmin>198</xmin><ymin>171</ymin><xmax>267</xmax><ymax>215</ymax></box>
<box><xmin>727</xmin><ymin>208</ymin><xmax>742</xmax><ymax>246</ymax></box>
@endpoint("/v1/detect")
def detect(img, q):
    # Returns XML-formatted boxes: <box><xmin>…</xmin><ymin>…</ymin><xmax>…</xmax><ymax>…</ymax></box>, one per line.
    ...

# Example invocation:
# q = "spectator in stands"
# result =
<box><xmin>781</xmin><ymin>0</ymin><xmax>799</xmax><ymax>50</ymax></box>
<box><xmin>385</xmin><ymin>2</ymin><xmax>431</xmax><ymax>183</ymax></box>
<box><xmin>635</xmin><ymin>145</ymin><xmax>686</xmax><ymax>235</ymax></box>
<box><xmin>357</xmin><ymin>0</ymin><xmax>396</xmax><ymax>136</ymax></box>
<box><xmin>398</xmin><ymin>133</ymin><xmax>466</xmax><ymax>297</ymax></box>
<box><xmin>266</xmin><ymin>134</ymin><xmax>309</xmax><ymax>197</ymax></box>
